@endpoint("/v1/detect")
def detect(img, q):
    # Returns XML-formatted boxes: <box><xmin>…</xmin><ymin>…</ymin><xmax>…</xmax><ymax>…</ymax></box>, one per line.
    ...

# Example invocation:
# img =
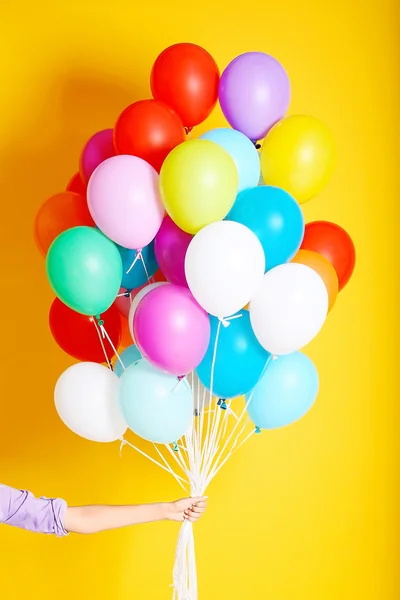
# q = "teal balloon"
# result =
<box><xmin>119</xmin><ymin>359</ymin><xmax>192</xmax><ymax>444</ymax></box>
<box><xmin>114</xmin><ymin>345</ymin><xmax>142</xmax><ymax>377</ymax></box>
<box><xmin>228</xmin><ymin>186</ymin><xmax>304</xmax><ymax>270</ymax></box>
<box><xmin>247</xmin><ymin>352</ymin><xmax>319</xmax><ymax>429</ymax></box>
<box><xmin>199</xmin><ymin>128</ymin><xmax>260</xmax><ymax>193</ymax></box>
<box><xmin>46</xmin><ymin>226</ymin><xmax>123</xmax><ymax>316</ymax></box>
<box><xmin>196</xmin><ymin>311</ymin><xmax>270</xmax><ymax>399</ymax></box>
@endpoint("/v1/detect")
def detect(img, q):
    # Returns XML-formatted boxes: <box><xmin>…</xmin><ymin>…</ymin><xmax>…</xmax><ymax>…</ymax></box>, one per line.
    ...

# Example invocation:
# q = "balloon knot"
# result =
<box><xmin>124</xmin><ymin>289</ymin><xmax>132</xmax><ymax>298</ymax></box>
<box><xmin>184</xmin><ymin>126</ymin><xmax>193</xmax><ymax>135</ymax></box>
<box><xmin>255</xmin><ymin>426</ymin><xmax>262</xmax><ymax>435</ymax></box>
<box><xmin>255</xmin><ymin>143</ymin><xmax>261</xmax><ymax>150</ymax></box>
<box><xmin>173</xmin><ymin>442</ymin><xmax>179</xmax><ymax>453</ymax></box>
<box><xmin>218</xmin><ymin>317</ymin><xmax>230</xmax><ymax>328</ymax></box>
<box><xmin>177</xmin><ymin>375</ymin><xmax>185</xmax><ymax>381</ymax></box>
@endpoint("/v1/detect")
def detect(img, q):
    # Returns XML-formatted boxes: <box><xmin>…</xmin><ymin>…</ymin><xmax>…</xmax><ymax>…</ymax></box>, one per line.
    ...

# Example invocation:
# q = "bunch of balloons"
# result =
<box><xmin>35</xmin><ymin>43</ymin><xmax>356</xmax><ymax>446</ymax></box>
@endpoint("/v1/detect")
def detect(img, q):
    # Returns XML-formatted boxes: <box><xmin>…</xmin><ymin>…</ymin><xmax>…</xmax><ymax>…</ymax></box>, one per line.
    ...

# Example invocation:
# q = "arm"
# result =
<box><xmin>64</xmin><ymin>497</ymin><xmax>207</xmax><ymax>534</ymax></box>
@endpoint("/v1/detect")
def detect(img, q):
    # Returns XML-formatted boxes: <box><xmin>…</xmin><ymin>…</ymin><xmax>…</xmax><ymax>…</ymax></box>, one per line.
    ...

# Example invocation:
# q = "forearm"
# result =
<box><xmin>64</xmin><ymin>503</ymin><xmax>171</xmax><ymax>534</ymax></box>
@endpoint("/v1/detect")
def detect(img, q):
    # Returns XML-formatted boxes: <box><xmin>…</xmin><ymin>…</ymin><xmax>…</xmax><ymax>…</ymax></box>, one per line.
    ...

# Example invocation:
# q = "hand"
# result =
<box><xmin>167</xmin><ymin>497</ymin><xmax>208</xmax><ymax>523</ymax></box>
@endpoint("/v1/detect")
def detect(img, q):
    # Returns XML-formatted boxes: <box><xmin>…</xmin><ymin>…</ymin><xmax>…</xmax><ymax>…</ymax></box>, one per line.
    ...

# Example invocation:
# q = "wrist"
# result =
<box><xmin>161</xmin><ymin>502</ymin><xmax>174</xmax><ymax>521</ymax></box>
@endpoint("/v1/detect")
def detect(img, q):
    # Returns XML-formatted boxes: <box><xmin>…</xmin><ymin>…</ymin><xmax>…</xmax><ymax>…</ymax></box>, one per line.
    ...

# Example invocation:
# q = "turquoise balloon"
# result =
<box><xmin>196</xmin><ymin>311</ymin><xmax>270</xmax><ymax>399</ymax></box>
<box><xmin>46</xmin><ymin>226</ymin><xmax>122</xmax><ymax>316</ymax></box>
<box><xmin>199</xmin><ymin>128</ymin><xmax>260</xmax><ymax>193</ymax></box>
<box><xmin>114</xmin><ymin>345</ymin><xmax>142</xmax><ymax>377</ymax></box>
<box><xmin>247</xmin><ymin>352</ymin><xmax>319</xmax><ymax>429</ymax></box>
<box><xmin>228</xmin><ymin>185</ymin><xmax>304</xmax><ymax>270</ymax></box>
<box><xmin>119</xmin><ymin>359</ymin><xmax>193</xmax><ymax>444</ymax></box>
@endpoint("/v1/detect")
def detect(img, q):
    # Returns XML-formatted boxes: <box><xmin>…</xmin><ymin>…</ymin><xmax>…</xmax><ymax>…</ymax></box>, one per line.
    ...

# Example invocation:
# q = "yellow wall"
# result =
<box><xmin>0</xmin><ymin>1</ymin><xmax>398</xmax><ymax>598</ymax></box>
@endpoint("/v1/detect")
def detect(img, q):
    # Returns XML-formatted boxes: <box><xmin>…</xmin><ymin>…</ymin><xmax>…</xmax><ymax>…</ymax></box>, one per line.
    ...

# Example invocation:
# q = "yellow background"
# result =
<box><xmin>0</xmin><ymin>1</ymin><xmax>398</xmax><ymax>598</ymax></box>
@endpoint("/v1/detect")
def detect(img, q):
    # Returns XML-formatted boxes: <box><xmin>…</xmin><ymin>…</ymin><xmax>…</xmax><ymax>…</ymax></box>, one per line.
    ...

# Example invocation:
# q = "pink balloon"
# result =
<box><xmin>134</xmin><ymin>285</ymin><xmax>210</xmax><ymax>376</ymax></box>
<box><xmin>79</xmin><ymin>129</ymin><xmax>116</xmax><ymax>184</ymax></box>
<box><xmin>87</xmin><ymin>155</ymin><xmax>165</xmax><ymax>249</ymax></box>
<box><xmin>154</xmin><ymin>216</ymin><xmax>193</xmax><ymax>286</ymax></box>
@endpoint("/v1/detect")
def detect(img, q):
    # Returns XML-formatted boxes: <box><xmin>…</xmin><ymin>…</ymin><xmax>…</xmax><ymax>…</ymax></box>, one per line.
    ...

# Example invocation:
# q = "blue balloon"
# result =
<box><xmin>119</xmin><ymin>359</ymin><xmax>193</xmax><ymax>444</ymax></box>
<box><xmin>247</xmin><ymin>352</ymin><xmax>319</xmax><ymax>429</ymax></box>
<box><xmin>118</xmin><ymin>241</ymin><xmax>158</xmax><ymax>290</ymax></box>
<box><xmin>199</xmin><ymin>128</ymin><xmax>260</xmax><ymax>193</ymax></box>
<box><xmin>227</xmin><ymin>186</ymin><xmax>304</xmax><ymax>270</ymax></box>
<box><xmin>196</xmin><ymin>311</ymin><xmax>270</xmax><ymax>399</ymax></box>
<box><xmin>114</xmin><ymin>345</ymin><xmax>142</xmax><ymax>377</ymax></box>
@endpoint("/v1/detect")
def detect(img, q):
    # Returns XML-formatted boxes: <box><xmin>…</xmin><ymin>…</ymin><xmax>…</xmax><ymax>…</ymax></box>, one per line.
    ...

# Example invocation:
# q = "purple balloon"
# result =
<box><xmin>79</xmin><ymin>129</ymin><xmax>116</xmax><ymax>184</ymax></box>
<box><xmin>133</xmin><ymin>284</ymin><xmax>210</xmax><ymax>376</ymax></box>
<box><xmin>219</xmin><ymin>53</ymin><xmax>290</xmax><ymax>142</ymax></box>
<box><xmin>154</xmin><ymin>216</ymin><xmax>193</xmax><ymax>286</ymax></box>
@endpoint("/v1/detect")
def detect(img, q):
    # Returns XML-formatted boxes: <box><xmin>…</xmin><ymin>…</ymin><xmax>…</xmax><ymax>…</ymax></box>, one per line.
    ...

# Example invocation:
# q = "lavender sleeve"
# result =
<box><xmin>0</xmin><ymin>484</ymin><xmax>68</xmax><ymax>537</ymax></box>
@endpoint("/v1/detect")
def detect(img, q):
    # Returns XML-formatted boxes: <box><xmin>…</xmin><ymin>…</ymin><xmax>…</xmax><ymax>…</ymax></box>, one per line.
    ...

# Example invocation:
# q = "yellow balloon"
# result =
<box><xmin>159</xmin><ymin>139</ymin><xmax>238</xmax><ymax>234</ymax></box>
<box><xmin>260</xmin><ymin>115</ymin><xmax>336</xmax><ymax>204</ymax></box>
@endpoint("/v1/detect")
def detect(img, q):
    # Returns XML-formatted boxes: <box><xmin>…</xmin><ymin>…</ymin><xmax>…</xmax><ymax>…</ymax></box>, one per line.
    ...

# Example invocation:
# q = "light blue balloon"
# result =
<box><xmin>114</xmin><ymin>345</ymin><xmax>142</xmax><ymax>378</ymax></box>
<box><xmin>228</xmin><ymin>185</ymin><xmax>304</xmax><ymax>270</ymax></box>
<box><xmin>119</xmin><ymin>359</ymin><xmax>193</xmax><ymax>444</ymax></box>
<box><xmin>196</xmin><ymin>311</ymin><xmax>270</xmax><ymax>399</ymax></box>
<box><xmin>199</xmin><ymin>128</ymin><xmax>260</xmax><ymax>193</ymax></box>
<box><xmin>247</xmin><ymin>353</ymin><xmax>319</xmax><ymax>429</ymax></box>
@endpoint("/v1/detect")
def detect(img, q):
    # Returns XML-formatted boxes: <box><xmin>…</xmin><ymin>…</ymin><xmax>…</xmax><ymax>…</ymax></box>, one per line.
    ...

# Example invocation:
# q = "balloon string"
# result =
<box><xmin>126</xmin><ymin>249</ymin><xmax>142</xmax><ymax>275</ymax></box>
<box><xmin>218</xmin><ymin>313</ymin><xmax>243</xmax><ymax>328</ymax></box>
<box><xmin>139</xmin><ymin>252</ymin><xmax>151</xmax><ymax>282</ymax></box>
<box><xmin>92</xmin><ymin>318</ymin><xmax>112</xmax><ymax>370</ymax></box>
<box><xmin>98</xmin><ymin>320</ymin><xmax>125</xmax><ymax>371</ymax></box>
<box><xmin>119</xmin><ymin>437</ymin><xmax>188</xmax><ymax>486</ymax></box>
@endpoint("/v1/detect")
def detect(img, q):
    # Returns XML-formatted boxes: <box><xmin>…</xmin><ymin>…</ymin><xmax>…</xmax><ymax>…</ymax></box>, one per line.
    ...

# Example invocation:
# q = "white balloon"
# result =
<box><xmin>250</xmin><ymin>263</ymin><xmax>328</xmax><ymax>355</ymax></box>
<box><xmin>128</xmin><ymin>282</ymin><xmax>169</xmax><ymax>340</ymax></box>
<box><xmin>55</xmin><ymin>363</ymin><xmax>127</xmax><ymax>443</ymax></box>
<box><xmin>185</xmin><ymin>221</ymin><xmax>265</xmax><ymax>318</ymax></box>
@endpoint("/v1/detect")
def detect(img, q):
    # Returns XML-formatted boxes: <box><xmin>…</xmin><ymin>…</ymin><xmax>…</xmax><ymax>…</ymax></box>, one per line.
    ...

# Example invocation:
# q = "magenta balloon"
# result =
<box><xmin>87</xmin><ymin>155</ymin><xmax>165</xmax><ymax>249</ymax></box>
<box><xmin>154</xmin><ymin>216</ymin><xmax>193</xmax><ymax>286</ymax></box>
<box><xmin>79</xmin><ymin>129</ymin><xmax>115</xmax><ymax>184</ymax></box>
<box><xmin>133</xmin><ymin>284</ymin><xmax>210</xmax><ymax>376</ymax></box>
<box><xmin>219</xmin><ymin>52</ymin><xmax>290</xmax><ymax>142</ymax></box>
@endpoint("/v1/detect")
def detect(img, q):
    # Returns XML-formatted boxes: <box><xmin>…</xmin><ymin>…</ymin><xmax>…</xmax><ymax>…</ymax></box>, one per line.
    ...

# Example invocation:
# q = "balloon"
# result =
<box><xmin>151</xmin><ymin>43</ymin><xmax>219</xmax><ymax>129</ymax></box>
<box><xmin>291</xmin><ymin>249</ymin><xmax>338</xmax><ymax>311</ymax></box>
<box><xmin>159</xmin><ymin>140</ymin><xmax>238</xmax><ymax>234</ymax></box>
<box><xmin>118</xmin><ymin>241</ymin><xmax>158</xmax><ymax>290</ymax></box>
<box><xmin>55</xmin><ymin>363</ymin><xmax>127</xmax><ymax>443</ymax></box>
<box><xmin>260</xmin><ymin>115</ymin><xmax>336</xmax><ymax>204</ymax></box>
<box><xmin>114</xmin><ymin>345</ymin><xmax>142</xmax><ymax>377</ymax></box>
<box><xmin>300</xmin><ymin>221</ymin><xmax>356</xmax><ymax>290</ymax></box>
<box><xmin>119</xmin><ymin>359</ymin><xmax>192</xmax><ymax>444</ymax></box>
<box><xmin>185</xmin><ymin>221</ymin><xmax>265</xmax><ymax>318</ymax></box>
<box><xmin>128</xmin><ymin>282</ymin><xmax>169</xmax><ymax>337</ymax></box>
<box><xmin>247</xmin><ymin>352</ymin><xmax>319</xmax><ymax>429</ymax></box>
<box><xmin>66</xmin><ymin>172</ymin><xmax>86</xmax><ymax>195</ymax></box>
<box><xmin>133</xmin><ymin>284</ymin><xmax>210</xmax><ymax>376</ymax></box>
<box><xmin>199</xmin><ymin>128</ymin><xmax>260</xmax><ymax>193</ymax></box>
<box><xmin>250</xmin><ymin>263</ymin><xmax>328</xmax><ymax>355</ymax></box>
<box><xmin>46</xmin><ymin>226</ymin><xmax>122</xmax><ymax>316</ymax></box>
<box><xmin>34</xmin><ymin>191</ymin><xmax>94</xmax><ymax>256</ymax></box>
<box><xmin>219</xmin><ymin>52</ymin><xmax>290</xmax><ymax>141</ymax></box>
<box><xmin>49</xmin><ymin>298</ymin><xmax>122</xmax><ymax>363</ymax></box>
<box><xmin>227</xmin><ymin>186</ymin><xmax>304</xmax><ymax>270</ymax></box>
<box><xmin>114</xmin><ymin>271</ymin><xmax>167</xmax><ymax>319</ymax></box>
<box><xmin>196</xmin><ymin>311</ymin><xmax>270</xmax><ymax>399</ymax></box>
<box><xmin>119</xmin><ymin>314</ymin><xmax>133</xmax><ymax>348</ymax></box>
<box><xmin>87</xmin><ymin>155</ymin><xmax>164</xmax><ymax>249</ymax></box>
<box><xmin>154</xmin><ymin>216</ymin><xmax>192</xmax><ymax>286</ymax></box>
<box><xmin>79</xmin><ymin>129</ymin><xmax>115</xmax><ymax>184</ymax></box>
<box><xmin>114</xmin><ymin>100</ymin><xmax>185</xmax><ymax>172</ymax></box>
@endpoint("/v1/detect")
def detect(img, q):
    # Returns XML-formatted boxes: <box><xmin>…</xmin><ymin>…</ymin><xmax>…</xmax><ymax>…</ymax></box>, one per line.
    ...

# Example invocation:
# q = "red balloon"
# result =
<box><xmin>49</xmin><ymin>298</ymin><xmax>122</xmax><ymax>363</ymax></box>
<box><xmin>66</xmin><ymin>172</ymin><xmax>86</xmax><ymax>196</ymax></box>
<box><xmin>114</xmin><ymin>100</ymin><xmax>185</xmax><ymax>172</ymax></box>
<box><xmin>301</xmin><ymin>221</ymin><xmax>356</xmax><ymax>291</ymax></box>
<box><xmin>151</xmin><ymin>43</ymin><xmax>220</xmax><ymax>130</ymax></box>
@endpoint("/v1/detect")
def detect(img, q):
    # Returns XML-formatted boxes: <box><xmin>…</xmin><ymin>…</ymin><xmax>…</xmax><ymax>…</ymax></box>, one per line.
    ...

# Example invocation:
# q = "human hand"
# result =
<box><xmin>167</xmin><ymin>497</ymin><xmax>208</xmax><ymax>523</ymax></box>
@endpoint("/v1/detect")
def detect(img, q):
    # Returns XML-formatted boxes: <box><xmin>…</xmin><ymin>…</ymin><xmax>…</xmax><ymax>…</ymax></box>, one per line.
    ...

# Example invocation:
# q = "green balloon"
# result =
<box><xmin>46</xmin><ymin>226</ymin><xmax>123</xmax><ymax>316</ymax></box>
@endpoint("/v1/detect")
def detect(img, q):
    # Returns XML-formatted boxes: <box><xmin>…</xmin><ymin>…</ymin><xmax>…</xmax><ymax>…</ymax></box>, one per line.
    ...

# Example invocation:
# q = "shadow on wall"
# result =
<box><xmin>0</xmin><ymin>70</ymin><xmax>142</xmax><ymax>466</ymax></box>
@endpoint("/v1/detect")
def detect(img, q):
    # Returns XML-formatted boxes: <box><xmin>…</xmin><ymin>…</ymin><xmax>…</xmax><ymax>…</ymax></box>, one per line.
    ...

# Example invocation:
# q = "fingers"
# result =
<box><xmin>183</xmin><ymin>501</ymin><xmax>207</xmax><ymax>522</ymax></box>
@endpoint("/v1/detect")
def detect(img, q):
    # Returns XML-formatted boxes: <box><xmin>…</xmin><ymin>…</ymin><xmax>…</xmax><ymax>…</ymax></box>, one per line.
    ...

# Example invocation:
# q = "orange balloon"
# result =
<box><xmin>34</xmin><ymin>191</ymin><xmax>95</xmax><ymax>256</ymax></box>
<box><xmin>119</xmin><ymin>315</ymin><xmax>133</xmax><ymax>350</ymax></box>
<box><xmin>291</xmin><ymin>249</ymin><xmax>339</xmax><ymax>311</ymax></box>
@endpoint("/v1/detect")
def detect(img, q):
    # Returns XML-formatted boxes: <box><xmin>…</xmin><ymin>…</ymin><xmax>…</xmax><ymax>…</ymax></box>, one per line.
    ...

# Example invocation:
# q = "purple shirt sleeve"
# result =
<box><xmin>0</xmin><ymin>484</ymin><xmax>68</xmax><ymax>537</ymax></box>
